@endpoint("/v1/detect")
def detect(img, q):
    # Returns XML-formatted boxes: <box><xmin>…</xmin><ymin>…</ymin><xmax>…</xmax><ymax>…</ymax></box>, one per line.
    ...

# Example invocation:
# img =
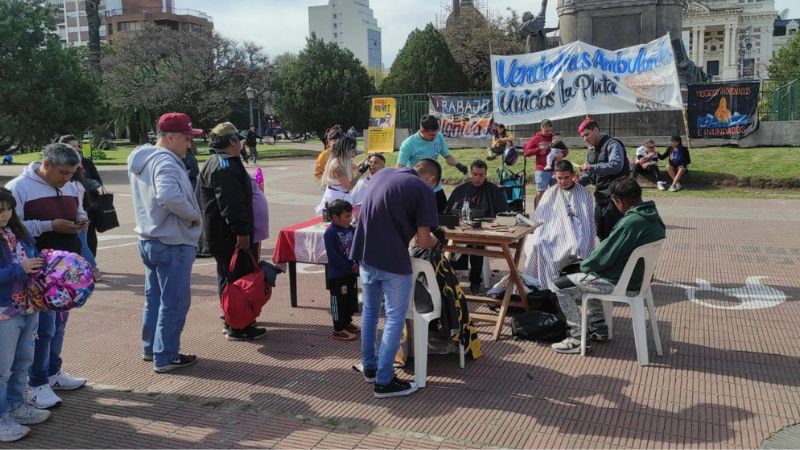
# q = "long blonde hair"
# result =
<box><xmin>321</xmin><ymin>137</ymin><xmax>357</xmax><ymax>187</ymax></box>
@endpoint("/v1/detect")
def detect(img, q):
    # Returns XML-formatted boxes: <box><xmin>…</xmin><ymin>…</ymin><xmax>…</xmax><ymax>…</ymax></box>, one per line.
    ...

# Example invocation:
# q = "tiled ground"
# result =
<box><xmin>0</xmin><ymin>161</ymin><xmax>798</xmax><ymax>449</ymax></box>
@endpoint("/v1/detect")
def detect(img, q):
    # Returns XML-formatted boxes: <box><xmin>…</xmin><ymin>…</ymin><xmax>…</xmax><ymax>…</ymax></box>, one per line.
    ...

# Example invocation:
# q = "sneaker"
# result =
<box><xmin>26</xmin><ymin>384</ymin><xmax>62</xmax><ymax>409</ymax></box>
<box><xmin>668</xmin><ymin>184</ymin><xmax>677</xmax><ymax>192</ymax></box>
<box><xmin>10</xmin><ymin>403</ymin><xmax>50</xmax><ymax>425</ymax></box>
<box><xmin>470</xmin><ymin>283</ymin><xmax>482</xmax><ymax>295</ymax></box>
<box><xmin>48</xmin><ymin>371</ymin><xmax>86</xmax><ymax>390</ymax></box>
<box><xmin>351</xmin><ymin>362</ymin><xmax>376</xmax><ymax>383</ymax></box>
<box><xmin>656</xmin><ymin>181</ymin><xmax>667</xmax><ymax>191</ymax></box>
<box><xmin>673</xmin><ymin>182</ymin><xmax>682</xmax><ymax>192</ymax></box>
<box><xmin>0</xmin><ymin>414</ymin><xmax>29</xmax><ymax>442</ymax></box>
<box><xmin>332</xmin><ymin>329</ymin><xmax>357</xmax><ymax>341</ymax></box>
<box><xmin>374</xmin><ymin>377</ymin><xmax>418</xmax><ymax>399</ymax></box>
<box><xmin>153</xmin><ymin>354</ymin><xmax>197</xmax><ymax>373</ymax></box>
<box><xmin>343</xmin><ymin>323</ymin><xmax>360</xmax><ymax>333</ymax></box>
<box><xmin>589</xmin><ymin>330</ymin><xmax>609</xmax><ymax>342</ymax></box>
<box><xmin>226</xmin><ymin>325</ymin><xmax>266</xmax><ymax>341</ymax></box>
<box><xmin>92</xmin><ymin>268</ymin><xmax>103</xmax><ymax>282</ymax></box>
<box><xmin>142</xmin><ymin>354</ymin><xmax>153</xmax><ymax>362</ymax></box>
<box><xmin>486</xmin><ymin>155</ymin><xmax>496</xmax><ymax>161</ymax></box>
<box><xmin>551</xmin><ymin>337</ymin><xmax>589</xmax><ymax>354</ymax></box>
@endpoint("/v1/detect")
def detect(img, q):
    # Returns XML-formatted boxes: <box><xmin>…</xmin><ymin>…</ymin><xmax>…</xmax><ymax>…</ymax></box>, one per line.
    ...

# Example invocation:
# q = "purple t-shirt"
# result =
<box><xmin>350</xmin><ymin>168</ymin><xmax>438</xmax><ymax>274</ymax></box>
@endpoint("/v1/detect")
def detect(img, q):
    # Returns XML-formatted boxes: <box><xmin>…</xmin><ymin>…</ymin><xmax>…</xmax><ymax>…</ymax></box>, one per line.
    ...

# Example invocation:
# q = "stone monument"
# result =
<box><xmin>557</xmin><ymin>0</ymin><xmax>685</xmax><ymax>50</ymax></box>
<box><xmin>518</xmin><ymin>0</ymin><xmax>559</xmax><ymax>52</ymax></box>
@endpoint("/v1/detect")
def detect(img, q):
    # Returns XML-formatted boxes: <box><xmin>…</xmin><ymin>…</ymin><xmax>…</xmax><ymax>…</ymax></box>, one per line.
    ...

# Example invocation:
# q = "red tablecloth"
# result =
<box><xmin>272</xmin><ymin>216</ymin><xmax>327</xmax><ymax>269</ymax></box>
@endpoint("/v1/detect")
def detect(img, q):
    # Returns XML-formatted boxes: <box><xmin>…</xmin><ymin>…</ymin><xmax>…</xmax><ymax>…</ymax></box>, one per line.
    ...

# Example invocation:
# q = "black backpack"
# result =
<box><xmin>511</xmin><ymin>310</ymin><xmax>567</xmax><ymax>342</ymax></box>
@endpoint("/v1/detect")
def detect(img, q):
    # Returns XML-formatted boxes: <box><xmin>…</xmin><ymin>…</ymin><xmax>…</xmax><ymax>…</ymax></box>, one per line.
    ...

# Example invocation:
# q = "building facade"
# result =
<box><xmin>308</xmin><ymin>0</ymin><xmax>382</xmax><ymax>70</ymax></box>
<box><xmin>44</xmin><ymin>0</ymin><xmax>212</xmax><ymax>47</ymax></box>
<box><xmin>682</xmin><ymin>0</ymin><xmax>779</xmax><ymax>81</ymax></box>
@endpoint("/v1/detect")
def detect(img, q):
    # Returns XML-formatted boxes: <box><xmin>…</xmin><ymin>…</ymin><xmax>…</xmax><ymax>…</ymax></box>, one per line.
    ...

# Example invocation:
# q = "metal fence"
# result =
<box><xmin>372</xmin><ymin>77</ymin><xmax>799</xmax><ymax>140</ymax></box>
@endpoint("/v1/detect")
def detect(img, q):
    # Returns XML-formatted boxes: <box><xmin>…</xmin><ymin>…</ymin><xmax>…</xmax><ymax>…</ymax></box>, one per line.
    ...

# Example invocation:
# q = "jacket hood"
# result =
<box><xmin>128</xmin><ymin>144</ymin><xmax>182</xmax><ymax>175</ymax></box>
<box><xmin>627</xmin><ymin>200</ymin><xmax>662</xmax><ymax>223</ymax></box>
<box><xmin>20</xmin><ymin>162</ymin><xmax>51</xmax><ymax>187</ymax></box>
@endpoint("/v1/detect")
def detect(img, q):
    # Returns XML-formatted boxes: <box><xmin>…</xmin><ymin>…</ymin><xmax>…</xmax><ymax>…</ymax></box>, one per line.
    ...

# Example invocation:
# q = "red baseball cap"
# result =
<box><xmin>157</xmin><ymin>112</ymin><xmax>203</xmax><ymax>136</ymax></box>
<box><xmin>577</xmin><ymin>118</ymin><xmax>593</xmax><ymax>134</ymax></box>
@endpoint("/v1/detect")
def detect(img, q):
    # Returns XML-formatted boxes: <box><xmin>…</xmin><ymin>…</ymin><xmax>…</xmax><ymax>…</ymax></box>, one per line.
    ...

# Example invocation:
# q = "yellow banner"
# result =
<box><xmin>366</xmin><ymin>97</ymin><xmax>396</xmax><ymax>153</ymax></box>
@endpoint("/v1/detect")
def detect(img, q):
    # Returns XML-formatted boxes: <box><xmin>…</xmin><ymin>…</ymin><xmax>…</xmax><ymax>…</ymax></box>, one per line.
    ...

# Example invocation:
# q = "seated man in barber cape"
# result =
<box><xmin>520</xmin><ymin>159</ymin><xmax>596</xmax><ymax>292</ymax></box>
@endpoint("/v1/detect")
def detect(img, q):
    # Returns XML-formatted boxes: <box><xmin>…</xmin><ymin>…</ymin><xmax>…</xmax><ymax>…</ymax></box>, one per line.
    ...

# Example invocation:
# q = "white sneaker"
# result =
<box><xmin>0</xmin><ymin>414</ymin><xmax>29</xmax><ymax>442</ymax></box>
<box><xmin>10</xmin><ymin>403</ymin><xmax>50</xmax><ymax>425</ymax></box>
<box><xmin>656</xmin><ymin>181</ymin><xmax>667</xmax><ymax>191</ymax></box>
<box><xmin>48</xmin><ymin>371</ymin><xmax>86</xmax><ymax>390</ymax></box>
<box><xmin>26</xmin><ymin>384</ymin><xmax>62</xmax><ymax>409</ymax></box>
<box><xmin>673</xmin><ymin>182</ymin><xmax>682</xmax><ymax>192</ymax></box>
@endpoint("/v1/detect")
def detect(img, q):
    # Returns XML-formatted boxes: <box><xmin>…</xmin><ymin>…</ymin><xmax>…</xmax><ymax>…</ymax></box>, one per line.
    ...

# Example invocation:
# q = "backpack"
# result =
<box><xmin>29</xmin><ymin>249</ymin><xmax>95</xmax><ymax>312</ymax></box>
<box><xmin>221</xmin><ymin>249</ymin><xmax>271</xmax><ymax>329</ymax></box>
<box><xmin>511</xmin><ymin>311</ymin><xmax>567</xmax><ymax>342</ymax></box>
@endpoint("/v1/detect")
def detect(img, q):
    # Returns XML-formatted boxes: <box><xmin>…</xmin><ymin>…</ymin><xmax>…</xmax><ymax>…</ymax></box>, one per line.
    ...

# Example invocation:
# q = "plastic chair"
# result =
<box><xmin>580</xmin><ymin>239</ymin><xmax>665</xmax><ymax>366</ymax></box>
<box><xmin>407</xmin><ymin>258</ymin><xmax>465</xmax><ymax>388</ymax></box>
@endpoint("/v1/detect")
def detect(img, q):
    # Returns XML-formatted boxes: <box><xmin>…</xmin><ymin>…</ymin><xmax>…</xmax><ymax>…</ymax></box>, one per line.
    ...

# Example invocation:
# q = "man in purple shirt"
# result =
<box><xmin>350</xmin><ymin>158</ymin><xmax>441</xmax><ymax>398</ymax></box>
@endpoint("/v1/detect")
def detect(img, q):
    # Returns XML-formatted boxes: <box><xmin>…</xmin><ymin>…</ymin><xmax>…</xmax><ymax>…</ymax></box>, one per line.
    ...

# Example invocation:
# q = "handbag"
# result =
<box><xmin>221</xmin><ymin>249</ymin><xmax>271</xmax><ymax>329</ymax></box>
<box><xmin>93</xmin><ymin>186</ymin><xmax>119</xmax><ymax>233</ymax></box>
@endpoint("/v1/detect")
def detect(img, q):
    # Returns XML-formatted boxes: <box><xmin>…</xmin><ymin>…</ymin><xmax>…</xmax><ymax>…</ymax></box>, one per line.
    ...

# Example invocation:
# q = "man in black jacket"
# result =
<box><xmin>245</xmin><ymin>125</ymin><xmax>258</xmax><ymax>164</ymax></box>
<box><xmin>577</xmin><ymin>119</ymin><xmax>630</xmax><ymax>240</ymax></box>
<box><xmin>197</xmin><ymin>122</ymin><xmax>265</xmax><ymax>341</ymax></box>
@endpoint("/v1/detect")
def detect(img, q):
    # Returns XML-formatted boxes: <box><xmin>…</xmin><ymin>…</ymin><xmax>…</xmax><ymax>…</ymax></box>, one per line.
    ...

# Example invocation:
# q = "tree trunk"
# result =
<box><xmin>85</xmin><ymin>0</ymin><xmax>102</xmax><ymax>75</ymax></box>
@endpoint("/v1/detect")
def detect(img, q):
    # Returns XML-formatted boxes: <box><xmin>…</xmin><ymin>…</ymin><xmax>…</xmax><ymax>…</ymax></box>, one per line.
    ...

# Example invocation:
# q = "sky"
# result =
<box><xmin>179</xmin><ymin>0</ymin><xmax>798</xmax><ymax>68</ymax></box>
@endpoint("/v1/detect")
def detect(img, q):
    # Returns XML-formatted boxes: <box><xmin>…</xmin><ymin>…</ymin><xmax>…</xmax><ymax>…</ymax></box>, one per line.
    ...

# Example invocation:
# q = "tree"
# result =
<box><xmin>769</xmin><ymin>32</ymin><xmax>800</xmax><ymax>79</ymax></box>
<box><xmin>0</xmin><ymin>0</ymin><xmax>100</xmax><ymax>148</ymax></box>
<box><xmin>273</xmin><ymin>34</ymin><xmax>374</xmax><ymax>139</ymax></box>
<box><xmin>102</xmin><ymin>25</ymin><xmax>273</xmax><ymax>141</ymax></box>
<box><xmin>85</xmin><ymin>0</ymin><xmax>102</xmax><ymax>75</ymax></box>
<box><xmin>380</xmin><ymin>24</ymin><xmax>468</xmax><ymax>94</ymax></box>
<box><xmin>442</xmin><ymin>8</ymin><xmax>527</xmax><ymax>91</ymax></box>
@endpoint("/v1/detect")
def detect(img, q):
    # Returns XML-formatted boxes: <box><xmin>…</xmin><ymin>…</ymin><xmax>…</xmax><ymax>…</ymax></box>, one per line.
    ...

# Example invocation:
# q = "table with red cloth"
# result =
<box><xmin>273</xmin><ymin>216</ymin><xmax>328</xmax><ymax>307</ymax></box>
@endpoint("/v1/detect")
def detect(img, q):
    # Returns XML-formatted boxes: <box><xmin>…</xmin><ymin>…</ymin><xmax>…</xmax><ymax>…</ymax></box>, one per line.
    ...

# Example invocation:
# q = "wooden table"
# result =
<box><xmin>442</xmin><ymin>223</ymin><xmax>538</xmax><ymax>340</ymax></box>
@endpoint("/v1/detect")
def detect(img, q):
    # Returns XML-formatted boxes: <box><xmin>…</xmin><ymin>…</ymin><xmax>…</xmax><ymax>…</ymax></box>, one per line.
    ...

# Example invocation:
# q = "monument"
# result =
<box><xmin>518</xmin><ymin>0</ymin><xmax>560</xmax><ymax>52</ymax></box>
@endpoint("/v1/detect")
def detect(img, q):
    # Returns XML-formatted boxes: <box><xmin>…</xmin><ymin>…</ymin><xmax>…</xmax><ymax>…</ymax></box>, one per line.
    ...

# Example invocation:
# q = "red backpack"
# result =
<box><xmin>221</xmin><ymin>249</ymin><xmax>271</xmax><ymax>329</ymax></box>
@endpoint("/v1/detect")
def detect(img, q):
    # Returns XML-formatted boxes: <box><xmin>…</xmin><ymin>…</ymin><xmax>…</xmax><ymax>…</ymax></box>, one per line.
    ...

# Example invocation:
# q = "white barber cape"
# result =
<box><xmin>521</xmin><ymin>182</ymin><xmax>596</xmax><ymax>288</ymax></box>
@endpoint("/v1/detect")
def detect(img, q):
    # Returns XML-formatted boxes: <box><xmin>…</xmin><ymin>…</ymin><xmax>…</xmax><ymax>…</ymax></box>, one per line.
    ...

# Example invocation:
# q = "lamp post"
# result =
<box><xmin>245</xmin><ymin>86</ymin><xmax>255</xmax><ymax>127</ymax></box>
<box><xmin>738</xmin><ymin>27</ymin><xmax>753</xmax><ymax>79</ymax></box>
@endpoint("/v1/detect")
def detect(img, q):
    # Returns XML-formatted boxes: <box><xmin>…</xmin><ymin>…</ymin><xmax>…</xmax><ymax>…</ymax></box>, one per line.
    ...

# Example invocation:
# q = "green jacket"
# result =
<box><xmin>580</xmin><ymin>200</ymin><xmax>666</xmax><ymax>291</ymax></box>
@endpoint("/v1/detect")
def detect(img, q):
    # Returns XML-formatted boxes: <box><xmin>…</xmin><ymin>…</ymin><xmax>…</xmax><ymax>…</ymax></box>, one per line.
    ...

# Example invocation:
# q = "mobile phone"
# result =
<box><xmin>74</xmin><ymin>219</ymin><xmax>89</xmax><ymax>225</ymax></box>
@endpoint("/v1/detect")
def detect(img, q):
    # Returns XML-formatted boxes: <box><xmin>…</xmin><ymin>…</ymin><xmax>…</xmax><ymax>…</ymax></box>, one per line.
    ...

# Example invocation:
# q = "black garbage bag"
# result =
<box><xmin>511</xmin><ymin>310</ymin><xmax>567</xmax><ymax>342</ymax></box>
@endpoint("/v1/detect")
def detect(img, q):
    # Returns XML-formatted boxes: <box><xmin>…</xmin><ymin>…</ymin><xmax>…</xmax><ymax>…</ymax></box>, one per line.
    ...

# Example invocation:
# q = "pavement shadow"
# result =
<box><xmin>8</xmin><ymin>385</ymin><xmax>372</xmax><ymax>449</ymax></box>
<box><xmin>92</xmin><ymin>272</ymin><xmax>220</xmax><ymax>298</ymax></box>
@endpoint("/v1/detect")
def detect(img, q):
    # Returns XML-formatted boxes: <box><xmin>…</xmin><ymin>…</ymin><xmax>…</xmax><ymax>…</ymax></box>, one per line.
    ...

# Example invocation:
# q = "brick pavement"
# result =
<box><xmin>0</xmin><ymin>158</ymin><xmax>799</xmax><ymax>449</ymax></box>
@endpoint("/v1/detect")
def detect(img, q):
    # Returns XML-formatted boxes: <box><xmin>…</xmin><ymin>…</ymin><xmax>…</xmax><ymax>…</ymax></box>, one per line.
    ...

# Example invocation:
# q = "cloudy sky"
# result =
<box><xmin>179</xmin><ymin>0</ymin><xmax>797</xmax><ymax>67</ymax></box>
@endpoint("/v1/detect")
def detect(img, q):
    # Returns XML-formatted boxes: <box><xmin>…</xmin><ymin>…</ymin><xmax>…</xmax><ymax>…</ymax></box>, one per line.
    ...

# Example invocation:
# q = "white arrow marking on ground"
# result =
<box><xmin>661</xmin><ymin>276</ymin><xmax>787</xmax><ymax>310</ymax></box>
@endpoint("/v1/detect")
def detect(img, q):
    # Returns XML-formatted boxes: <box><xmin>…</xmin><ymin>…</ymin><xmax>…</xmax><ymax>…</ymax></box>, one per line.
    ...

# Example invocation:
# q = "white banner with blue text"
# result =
<box><xmin>490</xmin><ymin>34</ymin><xmax>683</xmax><ymax>125</ymax></box>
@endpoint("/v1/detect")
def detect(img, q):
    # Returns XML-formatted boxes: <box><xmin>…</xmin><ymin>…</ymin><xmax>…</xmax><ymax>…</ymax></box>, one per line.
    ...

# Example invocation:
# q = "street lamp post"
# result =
<box><xmin>245</xmin><ymin>86</ymin><xmax>255</xmax><ymax>127</ymax></box>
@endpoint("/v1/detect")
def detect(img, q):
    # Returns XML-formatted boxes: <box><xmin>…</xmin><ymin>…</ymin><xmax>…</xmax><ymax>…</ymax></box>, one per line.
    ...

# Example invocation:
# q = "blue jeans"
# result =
<box><xmin>79</xmin><ymin>228</ymin><xmax>96</xmax><ymax>268</ymax></box>
<box><xmin>139</xmin><ymin>240</ymin><xmax>196</xmax><ymax>367</ymax></box>
<box><xmin>28</xmin><ymin>311</ymin><xmax>68</xmax><ymax>387</ymax></box>
<box><xmin>0</xmin><ymin>313</ymin><xmax>38</xmax><ymax>414</ymax></box>
<box><xmin>359</xmin><ymin>262</ymin><xmax>413</xmax><ymax>386</ymax></box>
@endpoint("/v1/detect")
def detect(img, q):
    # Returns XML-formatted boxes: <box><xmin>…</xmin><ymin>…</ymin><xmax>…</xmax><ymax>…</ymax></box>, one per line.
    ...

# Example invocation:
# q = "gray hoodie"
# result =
<box><xmin>128</xmin><ymin>144</ymin><xmax>202</xmax><ymax>246</ymax></box>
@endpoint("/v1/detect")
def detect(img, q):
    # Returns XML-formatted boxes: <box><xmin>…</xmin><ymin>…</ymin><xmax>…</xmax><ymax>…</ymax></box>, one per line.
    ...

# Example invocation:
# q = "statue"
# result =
<box><xmin>671</xmin><ymin>38</ymin><xmax>711</xmax><ymax>84</ymax></box>
<box><xmin>518</xmin><ymin>0</ymin><xmax>559</xmax><ymax>53</ymax></box>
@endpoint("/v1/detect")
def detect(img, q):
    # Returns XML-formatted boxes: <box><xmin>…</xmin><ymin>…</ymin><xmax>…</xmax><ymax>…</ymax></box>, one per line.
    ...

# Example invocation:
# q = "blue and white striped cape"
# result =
<box><xmin>520</xmin><ymin>182</ymin><xmax>597</xmax><ymax>289</ymax></box>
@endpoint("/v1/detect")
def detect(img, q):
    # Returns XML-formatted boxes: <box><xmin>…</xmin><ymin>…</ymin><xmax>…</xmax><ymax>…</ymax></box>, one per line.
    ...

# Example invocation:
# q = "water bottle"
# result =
<box><xmin>461</xmin><ymin>199</ymin><xmax>470</xmax><ymax>225</ymax></box>
<box><xmin>254</xmin><ymin>167</ymin><xmax>264</xmax><ymax>192</ymax></box>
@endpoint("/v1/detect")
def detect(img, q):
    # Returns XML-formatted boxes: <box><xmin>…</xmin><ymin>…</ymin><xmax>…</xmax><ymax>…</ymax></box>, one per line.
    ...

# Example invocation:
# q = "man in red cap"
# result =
<box><xmin>128</xmin><ymin>112</ymin><xmax>204</xmax><ymax>373</ymax></box>
<box><xmin>577</xmin><ymin>118</ymin><xmax>630</xmax><ymax>240</ymax></box>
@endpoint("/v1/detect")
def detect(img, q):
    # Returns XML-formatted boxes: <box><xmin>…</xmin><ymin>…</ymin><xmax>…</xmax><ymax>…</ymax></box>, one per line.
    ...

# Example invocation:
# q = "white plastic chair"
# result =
<box><xmin>407</xmin><ymin>258</ymin><xmax>465</xmax><ymax>388</ymax></box>
<box><xmin>580</xmin><ymin>239</ymin><xmax>665</xmax><ymax>366</ymax></box>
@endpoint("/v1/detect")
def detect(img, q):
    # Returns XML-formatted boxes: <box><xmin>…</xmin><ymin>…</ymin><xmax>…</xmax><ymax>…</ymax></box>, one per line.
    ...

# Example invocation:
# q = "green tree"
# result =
<box><xmin>381</xmin><ymin>24</ymin><xmax>468</xmax><ymax>94</ymax></box>
<box><xmin>273</xmin><ymin>34</ymin><xmax>374</xmax><ymax>139</ymax></box>
<box><xmin>85</xmin><ymin>0</ymin><xmax>102</xmax><ymax>74</ymax></box>
<box><xmin>102</xmin><ymin>25</ymin><xmax>272</xmax><ymax>141</ymax></box>
<box><xmin>442</xmin><ymin>8</ymin><xmax>527</xmax><ymax>91</ymax></box>
<box><xmin>769</xmin><ymin>32</ymin><xmax>800</xmax><ymax>79</ymax></box>
<box><xmin>0</xmin><ymin>0</ymin><xmax>100</xmax><ymax>148</ymax></box>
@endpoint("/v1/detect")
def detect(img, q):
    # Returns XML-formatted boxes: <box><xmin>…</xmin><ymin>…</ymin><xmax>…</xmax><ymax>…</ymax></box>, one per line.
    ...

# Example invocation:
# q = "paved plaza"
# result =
<box><xmin>0</xmin><ymin>157</ymin><xmax>798</xmax><ymax>449</ymax></box>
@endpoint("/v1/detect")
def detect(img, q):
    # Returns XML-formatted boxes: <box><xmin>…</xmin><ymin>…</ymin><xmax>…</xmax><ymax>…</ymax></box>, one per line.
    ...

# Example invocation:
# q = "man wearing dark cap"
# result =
<box><xmin>196</xmin><ymin>122</ymin><xmax>265</xmax><ymax>341</ymax></box>
<box><xmin>397</xmin><ymin>114</ymin><xmax>468</xmax><ymax>212</ymax></box>
<box><xmin>577</xmin><ymin>119</ymin><xmax>630</xmax><ymax>240</ymax></box>
<box><xmin>128</xmin><ymin>112</ymin><xmax>203</xmax><ymax>373</ymax></box>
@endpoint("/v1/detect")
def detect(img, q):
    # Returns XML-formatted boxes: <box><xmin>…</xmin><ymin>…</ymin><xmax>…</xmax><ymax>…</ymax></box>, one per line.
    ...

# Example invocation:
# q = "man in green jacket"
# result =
<box><xmin>549</xmin><ymin>177</ymin><xmax>666</xmax><ymax>354</ymax></box>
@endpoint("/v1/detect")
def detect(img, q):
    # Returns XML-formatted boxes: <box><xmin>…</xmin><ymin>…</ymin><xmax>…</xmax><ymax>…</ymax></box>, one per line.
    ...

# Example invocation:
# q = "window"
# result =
<box><xmin>791</xmin><ymin>29</ymin><xmax>797</xmax><ymax>35</ymax></box>
<box><xmin>334</xmin><ymin>32</ymin><xmax>338</xmax><ymax>37</ymax></box>
<box><xmin>117</xmin><ymin>21</ymin><xmax>143</xmax><ymax>32</ymax></box>
<box><xmin>706</xmin><ymin>60</ymin><xmax>719</xmax><ymax>77</ymax></box>
<box><xmin>333</xmin><ymin>23</ymin><xmax>337</xmax><ymax>28</ymax></box>
<box><xmin>333</xmin><ymin>13</ymin><xmax>336</xmax><ymax>18</ymax></box>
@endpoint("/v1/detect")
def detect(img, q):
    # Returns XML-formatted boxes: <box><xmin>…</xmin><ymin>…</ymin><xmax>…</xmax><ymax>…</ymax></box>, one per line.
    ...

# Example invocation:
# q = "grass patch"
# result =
<box><xmin>10</xmin><ymin>142</ymin><xmax>318</xmax><ymax>165</ymax></box>
<box><xmin>380</xmin><ymin>146</ymin><xmax>800</xmax><ymax>192</ymax></box>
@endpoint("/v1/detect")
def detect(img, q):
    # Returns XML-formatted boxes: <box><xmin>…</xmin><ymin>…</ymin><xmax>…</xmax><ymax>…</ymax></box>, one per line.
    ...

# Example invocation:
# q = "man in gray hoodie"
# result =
<box><xmin>128</xmin><ymin>112</ymin><xmax>203</xmax><ymax>373</ymax></box>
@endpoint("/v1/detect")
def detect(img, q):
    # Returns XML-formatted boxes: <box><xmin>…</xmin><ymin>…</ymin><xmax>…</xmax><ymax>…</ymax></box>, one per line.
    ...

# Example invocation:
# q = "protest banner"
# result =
<box><xmin>491</xmin><ymin>34</ymin><xmax>683</xmax><ymax>125</ymax></box>
<box><xmin>366</xmin><ymin>97</ymin><xmax>396</xmax><ymax>152</ymax></box>
<box><xmin>429</xmin><ymin>95</ymin><xmax>493</xmax><ymax>138</ymax></box>
<box><xmin>687</xmin><ymin>82</ymin><xmax>759</xmax><ymax>139</ymax></box>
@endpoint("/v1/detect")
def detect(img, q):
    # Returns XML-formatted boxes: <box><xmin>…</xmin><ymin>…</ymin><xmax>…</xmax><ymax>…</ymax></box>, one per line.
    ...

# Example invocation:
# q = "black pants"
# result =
<box><xmin>436</xmin><ymin>189</ymin><xmax>448</xmax><ymax>214</ymax></box>
<box><xmin>213</xmin><ymin>243</ymin><xmax>259</xmax><ymax>301</ymax></box>
<box><xmin>87</xmin><ymin>222</ymin><xmax>98</xmax><ymax>256</ymax></box>
<box><xmin>328</xmin><ymin>274</ymin><xmax>358</xmax><ymax>331</ymax></box>
<box><xmin>451</xmin><ymin>249</ymin><xmax>484</xmax><ymax>285</ymax></box>
<box><xmin>248</xmin><ymin>144</ymin><xmax>258</xmax><ymax>162</ymax></box>
<box><xmin>632</xmin><ymin>165</ymin><xmax>661</xmax><ymax>184</ymax></box>
<box><xmin>595</xmin><ymin>196</ymin><xmax>623</xmax><ymax>241</ymax></box>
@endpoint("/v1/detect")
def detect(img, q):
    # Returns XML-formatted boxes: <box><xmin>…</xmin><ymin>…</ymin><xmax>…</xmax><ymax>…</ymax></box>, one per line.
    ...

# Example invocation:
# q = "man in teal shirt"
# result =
<box><xmin>397</xmin><ymin>114</ymin><xmax>468</xmax><ymax>212</ymax></box>
<box><xmin>549</xmin><ymin>177</ymin><xmax>666</xmax><ymax>354</ymax></box>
